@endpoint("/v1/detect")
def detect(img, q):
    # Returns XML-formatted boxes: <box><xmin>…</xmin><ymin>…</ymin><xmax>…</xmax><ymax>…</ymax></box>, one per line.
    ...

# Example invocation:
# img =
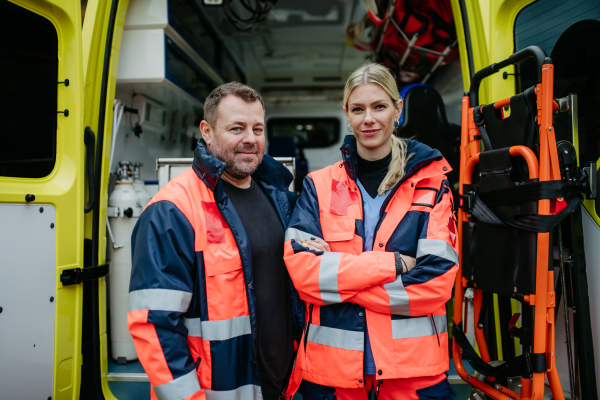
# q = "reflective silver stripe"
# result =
<box><xmin>318</xmin><ymin>252</ymin><xmax>342</xmax><ymax>304</ymax></box>
<box><xmin>184</xmin><ymin>317</ymin><xmax>202</xmax><ymax>337</ymax></box>
<box><xmin>307</xmin><ymin>324</ymin><xmax>363</xmax><ymax>351</ymax></box>
<box><xmin>204</xmin><ymin>315</ymin><xmax>251</xmax><ymax>341</ymax></box>
<box><xmin>204</xmin><ymin>385</ymin><xmax>263</xmax><ymax>400</ymax></box>
<box><xmin>153</xmin><ymin>369</ymin><xmax>201</xmax><ymax>400</ymax></box>
<box><xmin>284</xmin><ymin>227</ymin><xmax>316</xmax><ymax>243</ymax></box>
<box><xmin>129</xmin><ymin>289</ymin><xmax>192</xmax><ymax>313</ymax></box>
<box><xmin>416</xmin><ymin>239</ymin><xmax>459</xmax><ymax>266</ymax></box>
<box><xmin>384</xmin><ymin>277</ymin><xmax>411</xmax><ymax>316</ymax></box>
<box><xmin>391</xmin><ymin>314</ymin><xmax>448</xmax><ymax>340</ymax></box>
<box><xmin>183</xmin><ymin>316</ymin><xmax>251</xmax><ymax>340</ymax></box>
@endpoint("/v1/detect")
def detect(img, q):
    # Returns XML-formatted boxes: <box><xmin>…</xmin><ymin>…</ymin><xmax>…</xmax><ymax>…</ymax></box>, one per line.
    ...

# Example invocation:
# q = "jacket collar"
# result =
<box><xmin>192</xmin><ymin>138</ymin><xmax>294</xmax><ymax>192</ymax></box>
<box><xmin>340</xmin><ymin>134</ymin><xmax>445</xmax><ymax>181</ymax></box>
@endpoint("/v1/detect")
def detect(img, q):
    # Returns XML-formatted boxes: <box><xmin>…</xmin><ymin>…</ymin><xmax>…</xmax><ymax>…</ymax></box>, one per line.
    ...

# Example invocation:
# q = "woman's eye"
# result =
<box><xmin>352</xmin><ymin>107</ymin><xmax>363</xmax><ymax>112</ymax></box>
<box><xmin>375</xmin><ymin>104</ymin><xmax>386</xmax><ymax>109</ymax></box>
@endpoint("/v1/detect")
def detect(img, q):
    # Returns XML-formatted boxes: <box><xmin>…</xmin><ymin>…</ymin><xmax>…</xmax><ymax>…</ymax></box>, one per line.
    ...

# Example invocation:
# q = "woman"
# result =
<box><xmin>284</xmin><ymin>62</ymin><xmax>458</xmax><ymax>400</ymax></box>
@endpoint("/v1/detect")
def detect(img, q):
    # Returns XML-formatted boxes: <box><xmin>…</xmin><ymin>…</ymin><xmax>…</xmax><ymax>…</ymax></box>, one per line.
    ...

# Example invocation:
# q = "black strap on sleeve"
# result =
<box><xmin>471</xmin><ymin>193</ymin><xmax>583</xmax><ymax>233</ymax></box>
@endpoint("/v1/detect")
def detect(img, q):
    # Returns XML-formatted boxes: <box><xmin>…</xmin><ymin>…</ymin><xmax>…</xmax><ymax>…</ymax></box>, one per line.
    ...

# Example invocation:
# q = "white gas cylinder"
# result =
<box><xmin>132</xmin><ymin>162</ymin><xmax>151</xmax><ymax>207</ymax></box>
<box><xmin>107</xmin><ymin>160</ymin><xmax>142</xmax><ymax>363</ymax></box>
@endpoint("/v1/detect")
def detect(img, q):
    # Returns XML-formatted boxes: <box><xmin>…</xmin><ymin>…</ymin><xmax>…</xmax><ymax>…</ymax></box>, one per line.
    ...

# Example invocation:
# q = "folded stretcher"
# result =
<box><xmin>452</xmin><ymin>46</ymin><xmax>591</xmax><ymax>400</ymax></box>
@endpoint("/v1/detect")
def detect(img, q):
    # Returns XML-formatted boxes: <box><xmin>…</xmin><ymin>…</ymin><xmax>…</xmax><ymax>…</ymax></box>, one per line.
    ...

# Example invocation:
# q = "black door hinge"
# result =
<box><xmin>61</xmin><ymin>263</ymin><xmax>109</xmax><ymax>286</ymax></box>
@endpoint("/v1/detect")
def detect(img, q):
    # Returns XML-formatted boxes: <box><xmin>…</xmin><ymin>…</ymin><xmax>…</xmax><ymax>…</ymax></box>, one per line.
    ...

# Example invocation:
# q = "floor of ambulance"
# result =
<box><xmin>108</xmin><ymin>359</ymin><xmax>474</xmax><ymax>399</ymax></box>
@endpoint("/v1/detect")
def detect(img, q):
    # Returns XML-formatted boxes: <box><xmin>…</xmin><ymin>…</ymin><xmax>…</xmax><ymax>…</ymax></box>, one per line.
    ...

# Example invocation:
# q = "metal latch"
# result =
<box><xmin>583</xmin><ymin>161</ymin><xmax>597</xmax><ymax>199</ymax></box>
<box><xmin>60</xmin><ymin>263</ymin><xmax>109</xmax><ymax>286</ymax></box>
<box><xmin>459</xmin><ymin>191</ymin><xmax>475</xmax><ymax>212</ymax></box>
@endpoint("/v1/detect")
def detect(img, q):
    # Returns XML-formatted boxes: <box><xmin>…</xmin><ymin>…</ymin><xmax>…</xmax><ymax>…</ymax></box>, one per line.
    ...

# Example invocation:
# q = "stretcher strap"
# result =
<box><xmin>473</xmin><ymin>106</ymin><xmax>493</xmax><ymax>151</ymax></box>
<box><xmin>471</xmin><ymin>193</ymin><xmax>583</xmax><ymax>233</ymax></box>
<box><xmin>453</xmin><ymin>322</ymin><xmax>533</xmax><ymax>379</ymax></box>
<box><xmin>477</xmin><ymin>173</ymin><xmax>589</xmax><ymax>207</ymax></box>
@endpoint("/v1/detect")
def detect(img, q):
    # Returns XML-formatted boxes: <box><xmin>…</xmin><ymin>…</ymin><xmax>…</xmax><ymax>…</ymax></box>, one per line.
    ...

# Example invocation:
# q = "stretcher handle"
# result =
<box><xmin>469</xmin><ymin>45</ymin><xmax>548</xmax><ymax>107</ymax></box>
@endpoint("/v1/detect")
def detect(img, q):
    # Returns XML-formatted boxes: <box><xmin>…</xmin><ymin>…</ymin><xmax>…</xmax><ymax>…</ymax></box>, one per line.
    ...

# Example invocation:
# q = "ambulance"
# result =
<box><xmin>0</xmin><ymin>0</ymin><xmax>598</xmax><ymax>399</ymax></box>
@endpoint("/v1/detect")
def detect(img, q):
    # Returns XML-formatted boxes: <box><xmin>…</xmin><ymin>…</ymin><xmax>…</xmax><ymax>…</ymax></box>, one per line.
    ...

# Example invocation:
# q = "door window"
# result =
<box><xmin>0</xmin><ymin>1</ymin><xmax>58</xmax><ymax>178</ymax></box>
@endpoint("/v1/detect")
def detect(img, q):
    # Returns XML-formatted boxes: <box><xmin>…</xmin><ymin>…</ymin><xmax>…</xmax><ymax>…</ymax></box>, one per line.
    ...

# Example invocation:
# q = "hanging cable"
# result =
<box><xmin>223</xmin><ymin>0</ymin><xmax>277</xmax><ymax>33</ymax></box>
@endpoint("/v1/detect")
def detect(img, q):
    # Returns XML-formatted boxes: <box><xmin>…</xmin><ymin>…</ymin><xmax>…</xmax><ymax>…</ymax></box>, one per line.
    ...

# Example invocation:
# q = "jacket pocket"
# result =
<box><xmin>321</xmin><ymin>217</ymin><xmax>355</xmax><ymax>242</ymax></box>
<box><xmin>321</xmin><ymin>217</ymin><xmax>362</xmax><ymax>254</ymax></box>
<box><xmin>416</xmin><ymin>378</ymin><xmax>456</xmax><ymax>400</ymax></box>
<box><xmin>203</xmin><ymin>245</ymin><xmax>243</xmax><ymax>276</ymax></box>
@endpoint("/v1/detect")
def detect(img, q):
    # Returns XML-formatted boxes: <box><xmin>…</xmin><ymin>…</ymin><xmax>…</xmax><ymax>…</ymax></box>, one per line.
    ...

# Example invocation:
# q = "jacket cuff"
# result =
<box><xmin>377</xmin><ymin>251</ymin><xmax>398</xmax><ymax>284</ymax></box>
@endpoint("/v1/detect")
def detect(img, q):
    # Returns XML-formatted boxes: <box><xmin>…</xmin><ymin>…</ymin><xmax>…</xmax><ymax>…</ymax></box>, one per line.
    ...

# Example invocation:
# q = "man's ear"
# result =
<box><xmin>199</xmin><ymin>120</ymin><xmax>213</xmax><ymax>146</ymax></box>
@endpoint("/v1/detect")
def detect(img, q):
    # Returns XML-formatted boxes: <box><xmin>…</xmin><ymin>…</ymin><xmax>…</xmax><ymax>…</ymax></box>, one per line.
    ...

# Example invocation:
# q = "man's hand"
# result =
<box><xmin>300</xmin><ymin>237</ymin><xmax>331</xmax><ymax>252</ymax></box>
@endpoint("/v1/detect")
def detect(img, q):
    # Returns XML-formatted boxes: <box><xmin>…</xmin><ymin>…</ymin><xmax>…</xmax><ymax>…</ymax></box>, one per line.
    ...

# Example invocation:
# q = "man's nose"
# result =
<box><xmin>241</xmin><ymin>127</ymin><xmax>258</xmax><ymax>144</ymax></box>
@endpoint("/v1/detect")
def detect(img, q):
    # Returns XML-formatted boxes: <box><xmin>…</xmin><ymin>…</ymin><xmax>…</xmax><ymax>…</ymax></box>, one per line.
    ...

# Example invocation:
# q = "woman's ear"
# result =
<box><xmin>395</xmin><ymin>99</ymin><xmax>404</xmax><ymax>122</ymax></box>
<box><xmin>343</xmin><ymin>106</ymin><xmax>349</xmax><ymax>120</ymax></box>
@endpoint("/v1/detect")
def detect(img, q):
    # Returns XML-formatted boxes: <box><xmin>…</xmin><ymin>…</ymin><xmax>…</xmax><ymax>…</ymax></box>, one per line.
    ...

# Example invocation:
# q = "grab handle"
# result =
<box><xmin>84</xmin><ymin>127</ymin><xmax>96</xmax><ymax>213</ymax></box>
<box><xmin>469</xmin><ymin>45</ymin><xmax>548</xmax><ymax>107</ymax></box>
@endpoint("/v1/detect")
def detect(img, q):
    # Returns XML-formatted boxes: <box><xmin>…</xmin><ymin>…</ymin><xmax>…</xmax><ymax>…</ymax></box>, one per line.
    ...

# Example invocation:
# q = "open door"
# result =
<box><xmin>0</xmin><ymin>0</ymin><xmax>130</xmax><ymax>399</ymax></box>
<box><xmin>0</xmin><ymin>1</ymin><xmax>86</xmax><ymax>398</ymax></box>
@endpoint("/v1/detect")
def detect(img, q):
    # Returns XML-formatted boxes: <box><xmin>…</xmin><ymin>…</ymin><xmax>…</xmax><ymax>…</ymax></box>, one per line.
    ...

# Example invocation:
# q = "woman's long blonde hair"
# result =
<box><xmin>343</xmin><ymin>62</ymin><xmax>412</xmax><ymax>196</ymax></box>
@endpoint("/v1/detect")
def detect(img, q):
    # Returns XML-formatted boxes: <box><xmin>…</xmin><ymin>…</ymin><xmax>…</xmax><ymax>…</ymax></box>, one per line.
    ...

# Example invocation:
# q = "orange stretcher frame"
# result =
<box><xmin>452</xmin><ymin>46</ymin><xmax>565</xmax><ymax>400</ymax></box>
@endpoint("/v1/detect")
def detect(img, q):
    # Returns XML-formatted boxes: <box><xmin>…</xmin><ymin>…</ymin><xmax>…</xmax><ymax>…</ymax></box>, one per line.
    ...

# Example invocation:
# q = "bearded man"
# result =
<box><xmin>128</xmin><ymin>82</ymin><xmax>304</xmax><ymax>400</ymax></box>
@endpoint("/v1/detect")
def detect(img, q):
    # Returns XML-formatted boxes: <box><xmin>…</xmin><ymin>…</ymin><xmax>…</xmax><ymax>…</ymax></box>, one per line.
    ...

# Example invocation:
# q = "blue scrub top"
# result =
<box><xmin>356</xmin><ymin>179</ymin><xmax>391</xmax><ymax>375</ymax></box>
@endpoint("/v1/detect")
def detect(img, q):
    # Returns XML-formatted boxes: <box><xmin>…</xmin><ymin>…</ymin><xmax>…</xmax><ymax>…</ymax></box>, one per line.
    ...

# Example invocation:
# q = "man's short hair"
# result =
<box><xmin>203</xmin><ymin>82</ymin><xmax>265</xmax><ymax>127</ymax></box>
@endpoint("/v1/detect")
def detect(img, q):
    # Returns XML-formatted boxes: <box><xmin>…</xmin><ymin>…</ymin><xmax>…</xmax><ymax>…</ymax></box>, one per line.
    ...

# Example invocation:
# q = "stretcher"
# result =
<box><xmin>452</xmin><ymin>46</ymin><xmax>592</xmax><ymax>400</ymax></box>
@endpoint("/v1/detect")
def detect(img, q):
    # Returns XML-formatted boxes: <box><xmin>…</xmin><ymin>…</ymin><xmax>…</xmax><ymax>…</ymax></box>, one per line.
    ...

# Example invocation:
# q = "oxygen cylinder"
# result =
<box><xmin>132</xmin><ymin>162</ymin><xmax>151</xmax><ymax>207</ymax></box>
<box><xmin>107</xmin><ymin>160</ymin><xmax>142</xmax><ymax>363</ymax></box>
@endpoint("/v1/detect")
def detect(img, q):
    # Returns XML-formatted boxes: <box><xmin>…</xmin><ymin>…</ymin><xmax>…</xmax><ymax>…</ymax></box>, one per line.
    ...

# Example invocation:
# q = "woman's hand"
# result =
<box><xmin>300</xmin><ymin>237</ymin><xmax>331</xmax><ymax>252</ymax></box>
<box><xmin>401</xmin><ymin>254</ymin><xmax>416</xmax><ymax>273</ymax></box>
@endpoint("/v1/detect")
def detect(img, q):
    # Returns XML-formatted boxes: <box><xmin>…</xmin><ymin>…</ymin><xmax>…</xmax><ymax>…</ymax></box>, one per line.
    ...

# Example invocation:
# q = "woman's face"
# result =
<box><xmin>344</xmin><ymin>83</ymin><xmax>402</xmax><ymax>160</ymax></box>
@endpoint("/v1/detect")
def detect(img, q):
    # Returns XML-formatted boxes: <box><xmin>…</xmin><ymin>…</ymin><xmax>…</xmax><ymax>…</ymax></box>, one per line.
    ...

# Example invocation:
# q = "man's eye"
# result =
<box><xmin>231</xmin><ymin>127</ymin><xmax>241</xmax><ymax>132</ymax></box>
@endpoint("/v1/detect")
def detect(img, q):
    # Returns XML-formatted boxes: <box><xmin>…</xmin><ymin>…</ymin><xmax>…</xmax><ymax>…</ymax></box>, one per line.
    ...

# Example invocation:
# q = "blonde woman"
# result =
<box><xmin>284</xmin><ymin>62</ymin><xmax>458</xmax><ymax>400</ymax></box>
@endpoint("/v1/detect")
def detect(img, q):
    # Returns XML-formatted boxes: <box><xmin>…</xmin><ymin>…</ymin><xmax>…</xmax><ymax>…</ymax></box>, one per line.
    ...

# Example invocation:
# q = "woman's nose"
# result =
<box><xmin>363</xmin><ymin>110</ymin><xmax>375</xmax><ymax>124</ymax></box>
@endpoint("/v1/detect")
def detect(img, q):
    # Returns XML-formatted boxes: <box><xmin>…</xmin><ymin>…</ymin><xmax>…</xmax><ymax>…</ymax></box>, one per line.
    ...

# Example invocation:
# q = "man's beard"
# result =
<box><xmin>211</xmin><ymin>142</ymin><xmax>263</xmax><ymax>179</ymax></box>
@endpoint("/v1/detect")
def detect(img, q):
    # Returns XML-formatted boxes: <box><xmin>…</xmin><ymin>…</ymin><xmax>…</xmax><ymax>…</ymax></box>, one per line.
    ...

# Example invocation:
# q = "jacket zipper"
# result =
<box><xmin>195</xmin><ymin>358</ymin><xmax>201</xmax><ymax>370</ymax></box>
<box><xmin>304</xmin><ymin>304</ymin><xmax>314</xmax><ymax>352</ymax></box>
<box><xmin>430</xmin><ymin>313</ymin><xmax>441</xmax><ymax>347</ymax></box>
<box><xmin>214</xmin><ymin>195</ymin><xmax>257</xmax><ymax>356</ymax></box>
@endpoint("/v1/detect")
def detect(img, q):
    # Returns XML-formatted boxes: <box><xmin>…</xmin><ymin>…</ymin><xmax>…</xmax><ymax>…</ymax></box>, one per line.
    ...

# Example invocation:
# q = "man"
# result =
<box><xmin>128</xmin><ymin>82</ymin><xmax>304</xmax><ymax>400</ymax></box>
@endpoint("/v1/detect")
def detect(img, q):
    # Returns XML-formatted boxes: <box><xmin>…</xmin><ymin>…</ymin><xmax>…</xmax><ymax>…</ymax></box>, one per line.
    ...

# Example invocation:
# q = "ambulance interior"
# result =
<box><xmin>2</xmin><ymin>0</ymin><xmax>600</xmax><ymax>399</ymax></box>
<box><xmin>102</xmin><ymin>0</ymin><xmax>600</xmax><ymax>399</ymax></box>
<box><xmin>100</xmin><ymin>2</ymin><xmax>462</xmax><ymax>397</ymax></box>
<box><xmin>96</xmin><ymin>1</ymin><xmax>600</xmax><ymax>398</ymax></box>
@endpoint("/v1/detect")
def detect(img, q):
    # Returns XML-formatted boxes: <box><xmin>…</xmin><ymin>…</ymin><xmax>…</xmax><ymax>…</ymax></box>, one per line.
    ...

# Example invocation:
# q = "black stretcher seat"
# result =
<box><xmin>398</xmin><ymin>84</ymin><xmax>461</xmax><ymax>205</ymax></box>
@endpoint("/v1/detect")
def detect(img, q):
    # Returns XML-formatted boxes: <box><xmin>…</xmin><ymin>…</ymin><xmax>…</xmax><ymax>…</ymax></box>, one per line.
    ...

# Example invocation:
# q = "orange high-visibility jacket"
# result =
<box><xmin>284</xmin><ymin>136</ymin><xmax>459</xmax><ymax>390</ymax></box>
<box><xmin>128</xmin><ymin>140</ymin><xmax>304</xmax><ymax>400</ymax></box>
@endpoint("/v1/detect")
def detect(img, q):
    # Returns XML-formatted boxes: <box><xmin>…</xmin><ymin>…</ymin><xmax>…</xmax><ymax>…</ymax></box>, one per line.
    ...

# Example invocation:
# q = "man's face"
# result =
<box><xmin>201</xmin><ymin>95</ymin><xmax>265</xmax><ymax>179</ymax></box>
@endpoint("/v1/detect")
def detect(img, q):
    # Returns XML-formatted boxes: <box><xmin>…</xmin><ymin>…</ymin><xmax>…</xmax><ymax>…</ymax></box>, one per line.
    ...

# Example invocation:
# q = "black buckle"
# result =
<box><xmin>60</xmin><ymin>263</ymin><xmax>109</xmax><ymax>286</ymax></box>
<box><xmin>459</xmin><ymin>191</ymin><xmax>475</xmax><ymax>213</ymax></box>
